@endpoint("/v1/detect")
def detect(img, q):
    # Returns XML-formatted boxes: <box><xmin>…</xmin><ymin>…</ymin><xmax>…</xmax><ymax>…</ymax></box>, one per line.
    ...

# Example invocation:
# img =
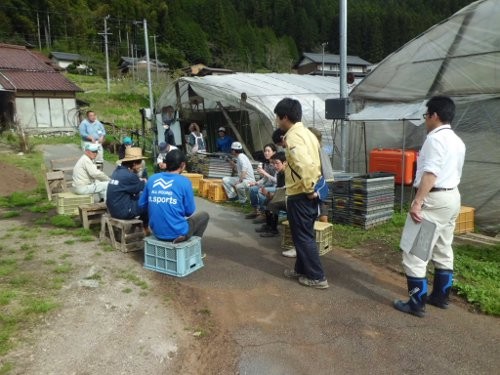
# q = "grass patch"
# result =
<box><xmin>64</xmin><ymin>239</ymin><xmax>76</xmax><ymax>245</ymax></box>
<box><xmin>23</xmin><ymin>251</ymin><xmax>35</xmax><ymax>261</ymax></box>
<box><xmin>0</xmin><ymin>314</ymin><xmax>19</xmax><ymax>355</ymax></box>
<box><xmin>1</xmin><ymin>211</ymin><xmax>20</xmax><ymax>219</ymax></box>
<box><xmin>22</xmin><ymin>298</ymin><xmax>58</xmax><ymax>314</ymax></box>
<box><xmin>331</xmin><ymin>211</ymin><xmax>406</xmax><ymax>250</ymax></box>
<box><xmin>0</xmin><ymin>362</ymin><xmax>13</xmax><ymax>374</ymax></box>
<box><xmin>50</xmin><ymin>215</ymin><xmax>78</xmax><ymax>228</ymax></box>
<box><xmin>53</xmin><ymin>262</ymin><xmax>72</xmax><ymax>274</ymax></box>
<box><xmin>0</xmin><ymin>259</ymin><xmax>17</xmax><ymax>276</ymax></box>
<box><xmin>29</xmin><ymin>203</ymin><xmax>55</xmax><ymax>213</ymax></box>
<box><xmin>0</xmin><ymin>291</ymin><xmax>17</xmax><ymax>306</ymax></box>
<box><xmin>117</xmin><ymin>269</ymin><xmax>148</xmax><ymax>290</ymax></box>
<box><xmin>122</xmin><ymin>288</ymin><xmax>132</xmax><ymax>294</ymax></box>
<box><xmin>99</xmin><ymin>243</ymin><xmax>114</xmax><ymax>252</ymax></box>
<box><xmin>454</xmin><ymin>244</ymin><xmax>500</xmax><ymax>315</ymax></box>
<box><xmin>34</xmin><ymin>216</ymin><xmax>50</xmax><ymax>225</ymax></box>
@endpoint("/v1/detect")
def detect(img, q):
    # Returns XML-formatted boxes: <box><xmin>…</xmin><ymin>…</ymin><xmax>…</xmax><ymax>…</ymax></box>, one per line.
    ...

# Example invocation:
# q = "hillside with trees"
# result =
<box><xmin>0</xmin><ymin>0</ymin><xmax>476</xmax><ymax>73</ymax></box>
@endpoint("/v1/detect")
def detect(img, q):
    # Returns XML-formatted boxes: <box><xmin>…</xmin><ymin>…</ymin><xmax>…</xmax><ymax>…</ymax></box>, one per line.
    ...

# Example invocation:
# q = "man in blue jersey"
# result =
<box><xmin>139</xmin><ymin>149</ymin><xmax>209</xmax><ymax>243</ymax></box>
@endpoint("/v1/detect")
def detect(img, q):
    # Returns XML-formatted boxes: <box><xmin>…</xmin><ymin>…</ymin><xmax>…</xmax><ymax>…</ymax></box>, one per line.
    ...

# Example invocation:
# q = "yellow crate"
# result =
<box><xmin>182</xmin><ymin>173</ymin><xmax>204</xmax><ymax>191</ymax></box>
<box><xmin>199</xmin><ymin>178</ymin><xmax>222</xmax><ymax>198</ymax></box>
<box><xmin>56</xmin><ymin>192</ymin><xmax>94</xmax><ymax>216</ymax></box>
<box><xmin>208</xmin><ymin>181</ymin><xmax>228</xmax><ymax>202</ymax></box>
<box><xmin>455</xmin><ymin>206</ymin><xmax>474</xmax><ymax>234</ymax></box>
<box><xmin>281</xmin><ymin>220</ymin><xmax>333</xmax><ymax>256</ymax></box>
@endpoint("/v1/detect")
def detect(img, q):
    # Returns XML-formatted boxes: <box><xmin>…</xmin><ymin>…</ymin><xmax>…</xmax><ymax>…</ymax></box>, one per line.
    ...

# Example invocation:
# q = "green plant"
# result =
<box><xmin>50</xmin><ymin>215</ymin><xmax>78</xmax><ymax>228</ymax></box>
<box><xmin>22</xmin><ymin>298</ymin><xmax>58</xmax><ymax>314</ymax></box>
<box><xmin>53</xmin><ymin>262</ymin><xmax>72</xmax><ymax>274</ymax></box>
<box><xmin>1</xmin><ymin>211</ymin><xmax>20</xmax><ymax>219</ymax></box>
<box><xmin>453</xmin><ymin>244</ymin><xmax>500</xmax><ymax>315</ymax></box>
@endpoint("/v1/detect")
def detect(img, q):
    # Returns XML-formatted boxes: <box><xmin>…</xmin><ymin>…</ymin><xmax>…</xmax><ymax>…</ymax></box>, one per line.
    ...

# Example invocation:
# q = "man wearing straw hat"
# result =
<box><xmin>106</xmin><ymin>147</ymin><xmax>148</xmax><ymax>226</ymax></box>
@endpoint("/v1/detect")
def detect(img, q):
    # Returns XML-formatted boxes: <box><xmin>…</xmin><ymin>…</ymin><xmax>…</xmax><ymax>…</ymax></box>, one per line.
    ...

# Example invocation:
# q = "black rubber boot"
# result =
<box><xmin>393</xmin><ymin>276</ymin><xmax>427</xmax><ymax>318</ymax></box>
<box><xmin>428</xmin><ymin>269</ymin><xmax>453</xmax><ymax>309</ymax></box>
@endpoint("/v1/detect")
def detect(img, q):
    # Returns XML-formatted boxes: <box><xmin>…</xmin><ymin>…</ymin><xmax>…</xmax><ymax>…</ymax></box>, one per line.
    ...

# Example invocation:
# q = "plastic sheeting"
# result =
<box><xmin>157</xmin><ymin>73</ymin><xmax>358</xmax><ymax>152</ymax></box>
<box><xmin>348</xmin><ymin>0</ymin><xmax>500</xmax><ymax>234</ymax></box>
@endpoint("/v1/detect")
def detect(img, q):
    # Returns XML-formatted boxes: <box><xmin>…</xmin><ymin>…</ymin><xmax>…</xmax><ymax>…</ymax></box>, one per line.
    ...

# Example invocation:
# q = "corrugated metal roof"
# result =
<box><xmin>50</xmin><ymin>51</ymin><xmax>83</xmax><ymax>61</ymax></box>
<box><xmin>0</xmin><ymin>44</ymin><xmax>53</xmax><ymax>71</ymax></box>
<box><xmin>0</xmin><ymin>44</ymin><xmax>81</xmax><ymax>92</ymax></box>
<box><xmin>300</xmin><ymin>52</ymin><xmax>372</xmax><ymax>66</ymax></box>
<box><xmin>0</xmin><ymin>70</ymin><xmax>82</xmax><ymax>92</ymax></box>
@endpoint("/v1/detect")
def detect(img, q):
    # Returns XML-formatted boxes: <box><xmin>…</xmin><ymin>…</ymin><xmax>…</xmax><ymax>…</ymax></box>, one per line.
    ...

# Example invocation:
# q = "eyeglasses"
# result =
<box><xmin>422</xmin><ymin>112</ymin><xmax>434</xmax><ymax>119</ymax></box>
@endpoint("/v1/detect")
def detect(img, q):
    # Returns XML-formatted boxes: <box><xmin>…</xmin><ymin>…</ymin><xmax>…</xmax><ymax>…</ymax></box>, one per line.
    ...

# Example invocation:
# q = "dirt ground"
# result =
<box><xmin>0</xmin><ymin>162</ymin><xmax>38</xmax><ymax>196</ymax></box>
<box><xmin>0</xmin><ymin>162</ymin><xmax>236</xmax><ymax>374</ymax></box>
<box><xmin>1</xmin><ymin>160</ymin><xmax>498</xmax><ymax>374</ymax></box>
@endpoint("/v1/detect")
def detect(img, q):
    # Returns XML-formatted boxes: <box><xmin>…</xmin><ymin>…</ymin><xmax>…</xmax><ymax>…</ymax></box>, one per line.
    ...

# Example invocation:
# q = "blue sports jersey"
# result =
<box><xmin>139</xmin><ymin>172</ymin><xmax>195</xmax><ymax>240</ymax></box>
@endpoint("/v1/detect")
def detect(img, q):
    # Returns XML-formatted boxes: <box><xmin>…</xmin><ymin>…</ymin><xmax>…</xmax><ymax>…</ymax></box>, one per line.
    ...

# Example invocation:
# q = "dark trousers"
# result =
<box><xmin>287</xmin><ymin>195</ymin><xmax>325</xmax><ymax>280</ymax></box>
<box><xmin>187</xmin><ymin>211</ymin><xmax>210</xmax><ymax>239</ymax></box>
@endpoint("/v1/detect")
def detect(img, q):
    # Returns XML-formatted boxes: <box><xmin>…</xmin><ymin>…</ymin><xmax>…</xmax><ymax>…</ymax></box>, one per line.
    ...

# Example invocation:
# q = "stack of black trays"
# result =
<box><xmin>350</xmin><ymin>173</ymin><xmax>395</xmax><ymax>229</ymax></box>
<box><xmin>330</xmin><ymin>173</ymin><xmax>359</xmax><ymax>224</ymax></box>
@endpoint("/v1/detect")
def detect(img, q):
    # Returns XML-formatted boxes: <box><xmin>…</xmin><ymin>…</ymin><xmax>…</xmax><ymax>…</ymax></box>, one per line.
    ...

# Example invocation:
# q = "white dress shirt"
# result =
<box><xmin>414</xmin><ymin>124</ymin><xmax>466</xmax><ymax>188</ymax></box>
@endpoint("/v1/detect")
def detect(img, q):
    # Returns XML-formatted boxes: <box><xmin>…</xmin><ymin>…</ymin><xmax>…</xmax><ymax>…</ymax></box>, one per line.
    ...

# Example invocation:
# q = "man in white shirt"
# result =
<box><xmin>394</xmin><ymin>96</ymin><xmax>466</xmax><ymax>317</ymax></box>
<box><xmin>72</xmin><ymin>143</ymin><xmax>110</xmax><ymax>201</ymax></box>
<box><xmin>222</xmin><ymin>142</ymin><xmax>256</xmax><ymax>204</ymax></box>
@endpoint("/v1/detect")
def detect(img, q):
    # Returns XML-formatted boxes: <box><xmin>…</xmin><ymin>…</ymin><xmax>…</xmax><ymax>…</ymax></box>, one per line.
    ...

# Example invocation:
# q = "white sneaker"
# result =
<box><xmin>282</xmin><ymin>248</ymin><xmax>296</xmax><ymax>258</ymax></box>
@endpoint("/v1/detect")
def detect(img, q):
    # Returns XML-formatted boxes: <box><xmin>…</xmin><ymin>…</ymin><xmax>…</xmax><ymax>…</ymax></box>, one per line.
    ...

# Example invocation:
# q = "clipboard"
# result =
<box><xmin>400</xmin><ymin>214</ymin><xmax>437</xmax><ymax>261</ymax></box>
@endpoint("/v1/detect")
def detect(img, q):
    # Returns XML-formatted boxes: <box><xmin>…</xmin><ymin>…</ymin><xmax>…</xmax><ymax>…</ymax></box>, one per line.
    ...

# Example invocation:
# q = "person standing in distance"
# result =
<box><xmin>394</xmin><ymin>95</ymin><xmax>466</xmax><ymax>317</ymax></box>
<box><xmin>79</xmin><ymin>110</ymin><xmax>106</xmax><ymax>166</ymax></box>
<box><xmin>274</xmin><ymin>98</ymin><xmax>328</xmax><ymax>289</ymax></box>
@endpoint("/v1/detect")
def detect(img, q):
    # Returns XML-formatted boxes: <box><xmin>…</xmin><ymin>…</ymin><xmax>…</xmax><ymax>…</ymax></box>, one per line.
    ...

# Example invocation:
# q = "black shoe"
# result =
<box><xmin>255</xmin><ymin>224</ymin><xmax>271</xmax><ymax>233</ymax></box>
<box><xmin>260</xmin><ymin>230</ymin><xmax>279</xmax><ymax>237</ymax></box>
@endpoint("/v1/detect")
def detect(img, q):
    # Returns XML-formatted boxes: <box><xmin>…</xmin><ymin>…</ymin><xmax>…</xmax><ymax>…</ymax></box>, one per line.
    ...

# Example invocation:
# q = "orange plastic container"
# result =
<box><xmin>369</xmin><ymin>148</ymin><xmax>418</xmax><ymax>185</ymax></box>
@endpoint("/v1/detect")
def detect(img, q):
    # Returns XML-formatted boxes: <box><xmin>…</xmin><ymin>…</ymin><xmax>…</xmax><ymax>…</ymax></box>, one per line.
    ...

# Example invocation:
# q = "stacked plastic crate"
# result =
<box><xmin>350</xmin><ymin>173</ymin><xmax>395</xmax><ymax>229</ymax></box>
<box><xmin>330</xmin><ymin>174</ymin><xmax>358</xmax><ymax>224</ymax></box>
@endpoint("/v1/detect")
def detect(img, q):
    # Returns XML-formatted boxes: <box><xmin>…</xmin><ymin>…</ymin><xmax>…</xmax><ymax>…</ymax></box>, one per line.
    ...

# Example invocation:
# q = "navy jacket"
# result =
<box><xmin>106</xmin><ymin>166</ymin><xmax>145</xmax><ymax>219</ymax></box>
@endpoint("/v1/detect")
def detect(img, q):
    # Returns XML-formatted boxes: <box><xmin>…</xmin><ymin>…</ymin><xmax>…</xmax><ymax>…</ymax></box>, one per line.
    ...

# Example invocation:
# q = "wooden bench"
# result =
<box><xmin>99</xmin><ymin>214</ymin><xmax>144</xmax><ymax>252</ymax></box>
<box><xmin>79</xmin><ymin>202</ymin><xmax>108</xmax><ymax>229</ymax></box>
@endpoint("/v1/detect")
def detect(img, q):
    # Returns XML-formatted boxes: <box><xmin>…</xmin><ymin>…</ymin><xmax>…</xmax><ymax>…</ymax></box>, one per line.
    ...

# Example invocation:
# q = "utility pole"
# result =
<box><xmin>46</xmin><ymin>13</ymin><xmax>51</xmax><ymax>49</ymax></box>
<box><xmin>36</xmin><ymin>12</ymin><xmax>42</xmax><ymax>50</ymax></box>
<box><xmin>152</xmin><ymin>35</ymin><xmax>159</xmax><ymax>82</ymax></box>
<box><xmin>321</xmin><ymin>42</ymin><xmax>328</xmax><ymax>76</ymax></box>
<box><xmin>98</xmin><ymin>15</ymin><xmax>112</xmax><ymax>93</ymax></box>
<box><xmin>340</xmin><ymin>0</ymin><xmax>348</xmax><ymax>172</ymax></box>
<box><xmin>143</xmin><ymin>19</ymin><xmax>155</xmax><ymax>143</ymax></box>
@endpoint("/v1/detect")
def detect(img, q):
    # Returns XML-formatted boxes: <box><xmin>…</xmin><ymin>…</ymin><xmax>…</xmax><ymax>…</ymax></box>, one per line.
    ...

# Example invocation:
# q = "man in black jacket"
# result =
<box><xmin>106</xmin><ymin>147</ymin><xmax>148</xmax><ymax>226</ymax></box>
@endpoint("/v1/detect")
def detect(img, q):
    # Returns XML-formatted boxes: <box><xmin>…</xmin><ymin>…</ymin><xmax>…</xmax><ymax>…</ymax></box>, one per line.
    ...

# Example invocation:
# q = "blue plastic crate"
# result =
<box><xmin>144</xmin><ymin>236</ymin><xmax>203</xmax><ymax>277</ymax></box>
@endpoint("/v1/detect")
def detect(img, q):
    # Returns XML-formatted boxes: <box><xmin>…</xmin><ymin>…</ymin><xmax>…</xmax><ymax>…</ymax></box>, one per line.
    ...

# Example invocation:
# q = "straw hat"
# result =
<box><xmin>119</xmin><ymin>147</ymin><xmax>147</xmax><ymax>162</ymax></box>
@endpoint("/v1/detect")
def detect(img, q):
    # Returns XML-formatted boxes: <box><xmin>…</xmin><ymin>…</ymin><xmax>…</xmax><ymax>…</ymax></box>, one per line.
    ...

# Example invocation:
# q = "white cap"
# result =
<box><xmin>85</xmin><ymin>143</ymin><xmax>99</xmax><ymax>152</ymax></box>
<box><xmin>218</xmin><ymin>126</ymin><xmax>226</xmax><ymax>132</ymax></box>
<box><xmin>231</xmin><ymin>141</ymin><xmax>243</xmax><ymax>150</ymax></box>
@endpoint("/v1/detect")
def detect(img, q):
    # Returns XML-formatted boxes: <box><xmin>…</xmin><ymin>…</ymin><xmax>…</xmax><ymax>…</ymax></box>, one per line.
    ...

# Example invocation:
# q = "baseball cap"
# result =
<box><xmin>123</xmin><ymin>136</ymin><xmax>132</xmax><ymax>145</ymax></box>
<box><xmin>85</xmin><ymin>143</ymin><xmax>99</xmax><ymax>152</ymax></box>
<box><xmin>231</xmin><ymin>141</ymin><xmax>243</xmax><ymax>150</ymax></box>
<box><xmin>218</xmin><ymin>127</ymin><xmax>226</xmax><ymax>132</ymax></box>
<box><xmin>158</xmin><ymin>142</ymin><xmax>168</xmax><ymax>152</ymax></box>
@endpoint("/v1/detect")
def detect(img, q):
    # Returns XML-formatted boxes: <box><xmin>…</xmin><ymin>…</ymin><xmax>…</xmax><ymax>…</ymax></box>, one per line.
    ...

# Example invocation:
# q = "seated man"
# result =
<box><xmin>72</xmin><ymin>143</ymin><xmax>110</xmax><ymax>201</ymax></box>
<box><xmin>106</xmin><ymin>147</ymin><xmax>148</xmax><ymax>227</ymax></box>
<box><xmin>139</xmin><ymin>149</ymin><xmax>209</xmax><ymax>243</ymax></box>
<box><xmin>222</xmin><ymin>142</ymin><xmax>256</xmax><ymax>204</ymax></box>
<box><xmin>155</xmin><ymin>141</ymin><xmax>177</xmax><ymax>172</ymax></box>
<box><xmin>255</xmin><ymin>151</ymin><xmax>287</xmax><ymax>238</ymax></box>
